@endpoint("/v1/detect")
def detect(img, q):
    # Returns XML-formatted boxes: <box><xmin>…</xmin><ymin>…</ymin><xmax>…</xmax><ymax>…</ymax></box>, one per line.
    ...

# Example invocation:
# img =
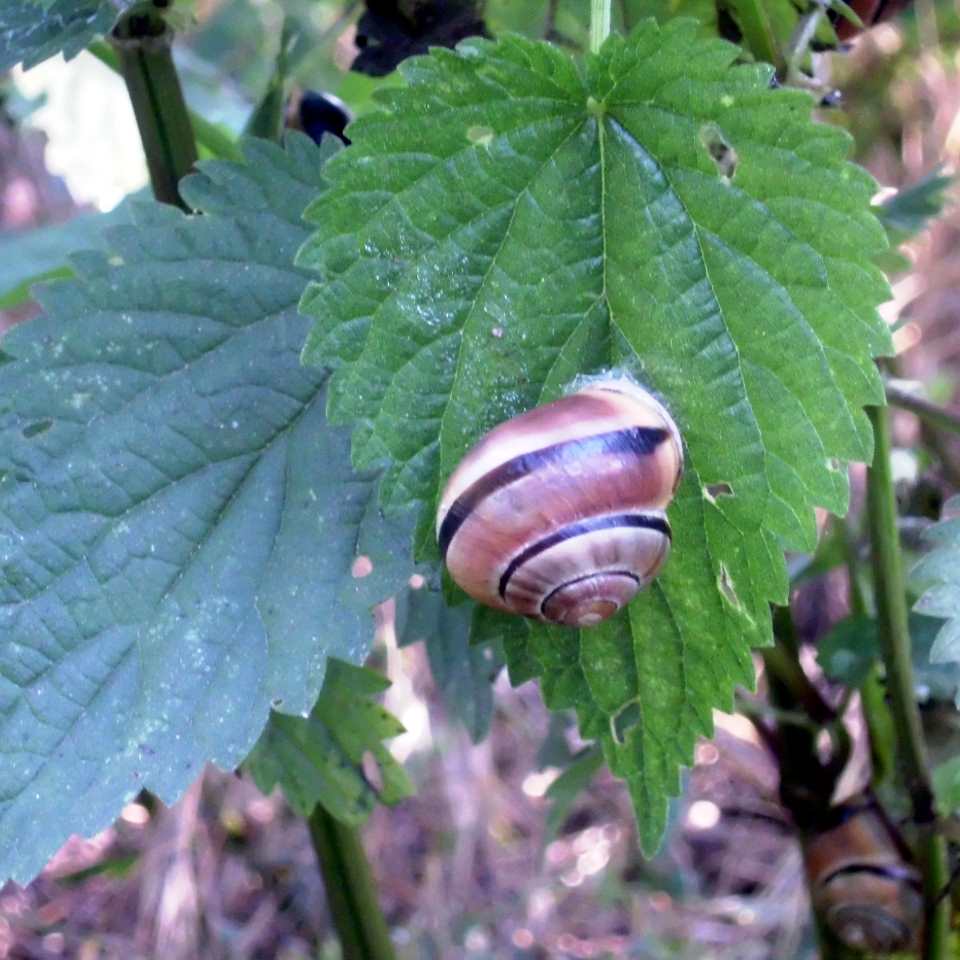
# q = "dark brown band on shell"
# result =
<box><xmin>539</xmin><ymin>570</ymin><xmax>640</xmax><ymax>617</ymax></box>
<box><xmin>820</xmin><ymin>863</ymin><xmax>923</xmax><ymax>891</ymax></box>
<box><xmin>438</xmin><ymin>426</ymin><xmax>670</xmax><ymax>559</ymax></box>
<box><xmin>497</xmin><ymin>513</ymin><xmax>671</xmax><ymax>600</ymax></box>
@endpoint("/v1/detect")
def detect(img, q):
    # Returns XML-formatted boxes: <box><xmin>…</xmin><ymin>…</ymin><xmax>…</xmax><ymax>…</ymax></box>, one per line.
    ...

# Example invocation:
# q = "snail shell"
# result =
<box><xmin>436</xmin><ymin>379</ymin><xmax>683</xmax><ymax>628</ymax></box>
<box><xmin>803</xmin><ymin>795</ymin><xmax>923</xmax><ymax>954</ymax></box>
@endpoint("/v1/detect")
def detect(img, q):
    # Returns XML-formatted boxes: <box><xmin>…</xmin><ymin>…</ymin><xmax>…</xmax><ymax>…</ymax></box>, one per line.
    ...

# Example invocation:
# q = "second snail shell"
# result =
<box><xmin>436</xmin><ymin>379</ymin><xmax>683</xmax><ymax>628</ymax></box>
<box><xmin>802</xmin><ymin>795</ymin><xmax>922</xmax><ymax>954</ymax></box>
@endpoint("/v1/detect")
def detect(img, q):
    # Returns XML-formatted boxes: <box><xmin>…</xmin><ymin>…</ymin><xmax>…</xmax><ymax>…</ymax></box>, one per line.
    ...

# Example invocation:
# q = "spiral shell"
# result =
<box><xmin>436</xmin><ymin>379</ymin><xmax>683</xmax><ymax>628</ymax></box>
<box><xmin>803</xmin><ymin>796</ymin><xmax>923</xmax><ymax>954</ymax></box>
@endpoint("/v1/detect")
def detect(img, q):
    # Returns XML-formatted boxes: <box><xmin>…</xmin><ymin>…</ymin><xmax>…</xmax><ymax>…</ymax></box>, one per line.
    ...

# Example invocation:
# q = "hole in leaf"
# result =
<box><xmin>22</xmin><ymin>419</ymin><xmax>52</xmax><ymax>439</ymax></box>
<box><xmin>699</xmin><ymin>124</ymin><xmax>738</xmax><ymax>181</ymax></box>
<box><xmin>361</xmin><ymin>750</ymin><xmax>384</xmax><ymax>793</ymax></box>
<box><xmin>271</xmin><ymin>697</ymin><xmax>283</xmax><ymax>708</ymax></box>
<box><xmin>704</xmin><ymin>482</ymin><xmax>733</xmax><ymax>504</ymax></box>
<box><xmin>352</xmin><ymin>555</ymin><xmax>373</xmax><ymax>578</ymax></box>
<box><xmin>408</xmin><ymin>573</ymin><xmax>426</xmax><ymax>590</ymax></box>
<box><xmin>717</xmin><ymin>564</ymin><xmax>742</xmax><ymax>611</ymax></box>
<box><xmin>466</xmin><ymin>125</ymin><xmax>494</xmax><ymax>147</ymax></box>
<box><xmin>610</xmin><ymin>699</ymin><xmax>641</xmax><ymax>746</ymax></box>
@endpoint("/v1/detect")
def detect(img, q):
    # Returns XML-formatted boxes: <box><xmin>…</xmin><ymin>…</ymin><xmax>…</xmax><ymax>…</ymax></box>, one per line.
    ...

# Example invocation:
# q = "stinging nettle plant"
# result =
<box><xmin>1</xmin><ymin>0</ymin><xmax>957</xmax><ymax>955</ymax></box>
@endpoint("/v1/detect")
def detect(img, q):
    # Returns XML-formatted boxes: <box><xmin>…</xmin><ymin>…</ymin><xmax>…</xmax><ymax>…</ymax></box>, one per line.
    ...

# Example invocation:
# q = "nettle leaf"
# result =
<box><xmin>246</xmin><ymin>659</ymin><xmax>414</xmax><ymax>824</ymax></box>
<box><xmin>396</xmin><ymin>583</ymin><xmax>503</xmax><ymax>742</ymax></box>
<box><xmin>0</xmin><ymin>194</ymin><xmax>142</xmax><ymax>310</ymax></box>
<box><xmin>298</xmin><ymin>23</ymin><xmax>891</xmax><ymax>850</ymax></box>
<box><xmin>913</xmin><ymin>495</ymin><xmax>960</xmax><ymax>700</ymax></box>
<box><xmin>0</xmin><ymin>0</ymin><xmax>132</xmax><ymax>72</ymax></box>
<box><xmin>0</xmin><ymin>134</ymin><xmax>416</xmax><ymax>884</ymax></box>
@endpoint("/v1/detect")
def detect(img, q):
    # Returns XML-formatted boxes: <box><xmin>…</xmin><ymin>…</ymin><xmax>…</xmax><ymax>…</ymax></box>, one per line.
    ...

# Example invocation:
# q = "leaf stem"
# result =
<box><xmin>87</xmin><ymin>39</ymin><xmax>242</xmax><ymax>163</ymax></box>
<box><xmin>590</xmin><ymin>0</ymin><xmax>612</xmax><ymax>53</ymax></box>
<box><xmin>308</xmin><ymin>805</ymin><xmax>397</xmax><ymax>960</ymax></box>
<box><xmin>866</xmin><ymin>403</ymin><xmax>950</xmax><ymax>959</ymax></box>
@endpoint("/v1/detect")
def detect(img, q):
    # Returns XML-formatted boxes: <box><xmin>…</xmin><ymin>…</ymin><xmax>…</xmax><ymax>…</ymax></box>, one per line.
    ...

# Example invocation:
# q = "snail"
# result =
<box><xmin>802</xmin><ymin>794</ymin><xmax>923</xmax><ymax>954</ymax></box>
<box><xmin>436</xmin><ymin>379</ymin><xmax>683</xmax><ymax>627</ymax></box>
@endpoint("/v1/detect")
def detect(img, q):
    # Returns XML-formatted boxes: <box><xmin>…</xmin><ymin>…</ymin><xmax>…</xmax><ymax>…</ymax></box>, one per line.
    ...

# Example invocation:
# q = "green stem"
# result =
<box><xmin>590</xmin><ymin>0</ymin><xmax>612</xmax><ymax>53</ymax></box>
<box><xmin>866</xmin><ymin>404</ymin><xmax>950</xmax><ymax>960</ymax></box>
<box><xmin>886</xmin><ymin>382</ymin><xmax>960</xmax><ymax>438</ymax></box>
<box><xmin>308</xmin><ymin>806</ymin><xmax>397</xmax><ymax>960</ymax></box>
<box><xmin>839</xmin><ymin>518</ymin><xmax>896</xmax><ymax>784</ymax></box>
<box><xmin>88</xmin><ymin>40</ymin><xmax>242</xmax><ymax>163</ymax></box>
<box><xmin>108</xmin><ymin>10</ymin><xmax>197</xmax><ymax>208</ymax></box>
<box><xmin>784</xmin><ymin>8</ymin><xmax>820</xmax><ymax>81</ymax></box>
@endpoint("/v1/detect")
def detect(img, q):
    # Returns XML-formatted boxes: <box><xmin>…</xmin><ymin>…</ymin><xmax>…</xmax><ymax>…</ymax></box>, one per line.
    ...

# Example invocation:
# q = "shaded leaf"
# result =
<box><xmin>818</xmin><ymin>610</ymin><xmax>960</xmax><ymax>703</ymax></box>
<box><xmin>396</xmin><ymin>583</ymin><xmax>502</xmax><ymax>742</ymax></box>
<box><xmin>0</xmin><ymin>134</ymin><xmax>415</xmax><ymax>884</ymax></box>
<box><xmin>299</xmin><ymin>23</ymin><xmax>891</xmax><ymax>851</ymax></box>
<box><xmin>0</xmin><ymin>194</ymin><xmax>142</xmax><ymax>309</ymax></box>
<box><xmin>545</xmin><ymin>745</ymin><xmax>604</xmax><ymax>839</ymax></box>
<box><xmin>245</xmin><ymin>659</ymin><xmax>414</xmax><ymax>823</ymax></box>
<box><xmin>874</xmin><ymin>168</ymin><xmax>953</xmax><ymax>239</ymax></box>
<box><xmin>818</xmin><ymin>615</ymin><xmax>879</xmax><ymax>687</ymax></box>
<box><xmin>0</xmin><ymin>0</ymin><xmax>130</xmax><ymax>71</ymax></box>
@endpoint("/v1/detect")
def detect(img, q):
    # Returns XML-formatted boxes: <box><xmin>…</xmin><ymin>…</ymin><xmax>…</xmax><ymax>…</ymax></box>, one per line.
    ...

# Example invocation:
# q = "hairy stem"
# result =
<box><xmin>590</xmin><ymin>0</ymin><xmax>612</xmax><ymax>52</ymax></box>
<box><xmin>308</xmin><ymin>806</ymin><xmax>396</xmax><ymax>960</ymax></box>
<box><xmin>866</xmin><ymin>404</ymin><xmax>950</xmax><ymax>959</ymax></box>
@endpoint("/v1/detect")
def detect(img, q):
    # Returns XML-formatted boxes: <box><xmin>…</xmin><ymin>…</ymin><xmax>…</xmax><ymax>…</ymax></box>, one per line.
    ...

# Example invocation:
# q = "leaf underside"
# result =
<box><xmin>299</xmin><ymin>22</ymin><xmax>892</xmax><ymax>850</ymax></box>
<box><xmin>913</xmin><ymin>495</ymin><xmax>960</xmax><ymax>703</ymax></box>
<box><xmin>246</xmin><ymin>659</ymin><xmax>414</xmax><ymax>825</ymax></box>
<box><xmin>0</xmin><ymin>134</ymin><xmax>415</xmax><ymax>884</ymax></box>
<box><xmin>0</xmin><ymin>0</ymin><xmax>128</xmax><ymax>72</ymax></box>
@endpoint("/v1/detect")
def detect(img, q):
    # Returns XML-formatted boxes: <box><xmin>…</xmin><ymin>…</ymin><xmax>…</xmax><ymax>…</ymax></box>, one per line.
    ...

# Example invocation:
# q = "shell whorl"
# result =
<box><xmin>436</xmin><ymin>379</ymin><xmax>683</xmax><ymax>627</ymax></box>
<box><xmin>803</xmin><ymin>797</ymin><xmax>923</xmax><ymax>954</ymax></box>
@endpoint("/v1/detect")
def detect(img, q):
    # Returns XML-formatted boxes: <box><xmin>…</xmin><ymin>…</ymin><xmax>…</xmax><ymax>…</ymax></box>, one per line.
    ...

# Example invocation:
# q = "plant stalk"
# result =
<box><xmin>839</xmin><ymin>519</ymin><xmax>895</xmax><ymax>784</ymax></box>
<box><xmin>590</xmin><ymin>0</ymin><xmax>612</xmax><ymax>52</ymax></box>
<box><xmin>110</xmin><ymin>11</ymin><xmax>197</xmax><ymax>209</ymax></box>
<box><xmin>866</xmin><ymin>403</ymin><xmax>950</xmax><ymax>959</ymax></box>
<box><xmin>308</xmin><ymin>805</ymin><xmax>397</xmax><ymax>960</ymax></box>
<box><xmin>89</xmin><ymin>39</ymin><xmax>242</xmax><ymax>162</ymax></box>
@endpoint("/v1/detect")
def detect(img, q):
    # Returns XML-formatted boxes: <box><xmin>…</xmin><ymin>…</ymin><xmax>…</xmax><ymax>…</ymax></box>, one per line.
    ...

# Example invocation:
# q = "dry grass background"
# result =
<box><xmin>2</xmin><ymin>6</ymin><xmax>960</xmax><ymax>957</ymax></box>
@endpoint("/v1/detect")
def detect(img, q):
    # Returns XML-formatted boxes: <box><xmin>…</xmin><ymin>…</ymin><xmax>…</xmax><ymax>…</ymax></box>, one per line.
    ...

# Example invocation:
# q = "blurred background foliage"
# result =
<box><xmin>3</xmin><ymin>0</ymin><xmax>960</xmax><ymax>957</ymax></box>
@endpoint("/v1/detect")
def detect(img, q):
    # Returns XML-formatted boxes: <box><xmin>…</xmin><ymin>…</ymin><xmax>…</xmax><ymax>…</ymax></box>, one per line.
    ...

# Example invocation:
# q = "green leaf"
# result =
<box><xmin>298</xmin><ymin>23</ymin><xmax>891</xmax><ymax>851</ymax></box>
<box><xmin>933</xmin><ymin>755</ymin><xmax>960</xmax><ymax>815</ymax></box>
<box><xmin>0</xmin><ymin>134</ymin><xmax>416</xmax><ymax>884</ymax></box>
<box><xmin>0</xmin><ymin>194</ymin><xmax>142</xmax><ymax>309</ymax></box>
<box><xmin>914</xmin><ymin>498</ymin><xmax>960</xmax><ymax>703</ymax></box>
<box><xmin>245</xmin><ymin>659</ymin><xmax>414</xmax><ymax>824</ymax></box>
<box><xmin>818</xmin><ymin>615</ymin><xmax>879</xmax><ymax>687</ymax></box>
<box><xmin>874</xmin><ymin>168</ymin><xmax>953</xmax><ymax>241</ymax></box>
<box><xmin>544</xmin><ymin>745</ymin><xmax>604</xmax><ymax>839</ymax></box>
<box><xmin>818</xmin><ymin>609</ymin><xmax>960</xmax><ymax>703</ymax></box>
<box><xmin>0</xmin><ymin>0</ymin><xmax>132</xmax><ymax>71</ymax></box>
<box><xmin>396</xmin><ymin>583</ymin><xmax>503</xmax><ymax>742</ymax></box>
